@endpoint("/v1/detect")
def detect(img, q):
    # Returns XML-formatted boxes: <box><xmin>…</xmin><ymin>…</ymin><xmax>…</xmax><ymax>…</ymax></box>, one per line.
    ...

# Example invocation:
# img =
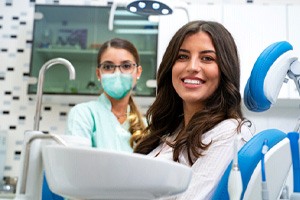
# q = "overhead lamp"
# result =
<box><xmin>108</xmin><ymin>0</ymin><xmax>190</xmax><ymax>31</ymax></box>
<box><xmin>127</xmin><ymin>0</ymin><xmax>173</xmax><ymax>16</ymax></box>
<box><xmin>126</xmin><ymin>0</ymin><xmax>190</xmax><ymax>21</ymax></box>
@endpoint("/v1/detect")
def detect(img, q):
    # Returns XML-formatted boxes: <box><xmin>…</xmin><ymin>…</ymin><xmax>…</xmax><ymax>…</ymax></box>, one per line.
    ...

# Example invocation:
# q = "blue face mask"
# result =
<box><xmin>101</xmin><ymin>72</ymin><xmax>133</xmax><ymax>99</ymax></box>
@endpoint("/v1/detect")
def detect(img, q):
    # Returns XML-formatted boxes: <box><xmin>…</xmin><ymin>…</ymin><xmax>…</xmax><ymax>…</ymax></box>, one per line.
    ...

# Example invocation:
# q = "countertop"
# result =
<box><xmin>0</xmin><ymin>193</ymin><xmax>15</xmax><ymax>199</ymax></box>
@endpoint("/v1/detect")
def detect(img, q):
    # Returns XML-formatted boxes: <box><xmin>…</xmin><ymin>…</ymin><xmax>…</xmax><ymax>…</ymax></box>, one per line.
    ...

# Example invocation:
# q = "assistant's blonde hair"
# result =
<box><xmin>128</xmin><ymin>96</ymin><xmax>146</xmax><ymax>148</ymax></box>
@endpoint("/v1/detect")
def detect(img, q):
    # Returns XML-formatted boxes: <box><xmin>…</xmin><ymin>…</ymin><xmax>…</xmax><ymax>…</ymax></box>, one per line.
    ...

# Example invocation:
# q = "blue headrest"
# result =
<box><xmin>244</xmin><ymin>41</ymin><xmax>293</xmax><ymax>112</ymax></box>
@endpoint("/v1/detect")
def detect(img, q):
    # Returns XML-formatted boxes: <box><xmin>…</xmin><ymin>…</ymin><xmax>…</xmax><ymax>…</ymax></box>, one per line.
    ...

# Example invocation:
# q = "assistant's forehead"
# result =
<box><xmin>99</xmin><ymin>47</ymin><xmax>136</xmax><ymax>63</ymax></box>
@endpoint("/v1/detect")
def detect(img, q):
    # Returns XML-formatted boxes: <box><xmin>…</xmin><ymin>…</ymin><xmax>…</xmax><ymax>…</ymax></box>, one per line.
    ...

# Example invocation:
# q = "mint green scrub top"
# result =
<box><xmin>66</xmin><ymin>94</ymin><xmax>132</xmax><ymax>152</ymax></box>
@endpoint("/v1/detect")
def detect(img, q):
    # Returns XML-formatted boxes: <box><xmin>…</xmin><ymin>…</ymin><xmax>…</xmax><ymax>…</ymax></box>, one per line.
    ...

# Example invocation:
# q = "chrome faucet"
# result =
<box><xmin>33</xmin><ymin>58</ymin><xmax>76</xmax><ymax>131</ymax></box>
<box><xmin>18</xmin><ymin>132</ymin><xmax>68</xmax><ymax>196</ymax></box>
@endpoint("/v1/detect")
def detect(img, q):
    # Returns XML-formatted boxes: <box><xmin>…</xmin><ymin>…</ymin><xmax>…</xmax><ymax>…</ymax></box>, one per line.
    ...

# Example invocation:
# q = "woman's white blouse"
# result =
<box><xmin>148</xmin><ymin>119</ymin><xmax>254</xmax><ymax>200</ymax></box>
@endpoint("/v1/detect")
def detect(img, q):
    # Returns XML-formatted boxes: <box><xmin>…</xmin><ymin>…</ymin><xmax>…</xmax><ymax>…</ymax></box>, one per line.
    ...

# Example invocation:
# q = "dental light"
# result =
<box><xmin>108</xmin><ymin>0</ymin><xmax>190</xmax><ymax>31</ymax></box>
<box><xmin>127</xmin><ymin>0</ymin><xmax>173</xmax><ymax>16</ymax></box>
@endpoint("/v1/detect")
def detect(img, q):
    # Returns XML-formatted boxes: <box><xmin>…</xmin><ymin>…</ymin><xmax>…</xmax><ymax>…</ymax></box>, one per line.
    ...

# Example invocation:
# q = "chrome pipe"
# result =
<box><xmin>19</xmin><ymin>133</ymin><xmax>68</xmax><ymax>195</ymax></box>
<box><xmin>33</xmin><ymin>58</ymin><xmax>75</xmax><ymax>131</ymax></box>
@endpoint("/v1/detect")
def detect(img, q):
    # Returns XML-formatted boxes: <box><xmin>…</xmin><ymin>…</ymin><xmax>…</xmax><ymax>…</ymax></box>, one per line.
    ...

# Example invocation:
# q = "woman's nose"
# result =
<box><xmin>186</xmin><ymin>59</ymin><xmax>201</xmax><ymax>72</ymax></box>
<box><xmin>114</xmin><ymin>67</ymin><xmax>122</xmax><ymax>73</ymax></box>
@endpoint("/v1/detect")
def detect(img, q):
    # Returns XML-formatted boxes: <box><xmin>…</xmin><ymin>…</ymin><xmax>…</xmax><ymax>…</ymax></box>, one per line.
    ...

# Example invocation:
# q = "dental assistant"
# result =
<box><xmin>66</xmin><ymin>38</ymin><xmax>146</xmax><ymax>152</ymax></box>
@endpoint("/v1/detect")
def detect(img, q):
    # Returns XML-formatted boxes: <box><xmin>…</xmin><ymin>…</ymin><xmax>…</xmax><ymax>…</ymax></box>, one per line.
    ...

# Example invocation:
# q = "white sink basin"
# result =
<box><xmin>42</xmin><ymin>145</ymin><xmax>192</xmax><ymax>200</ymax></box>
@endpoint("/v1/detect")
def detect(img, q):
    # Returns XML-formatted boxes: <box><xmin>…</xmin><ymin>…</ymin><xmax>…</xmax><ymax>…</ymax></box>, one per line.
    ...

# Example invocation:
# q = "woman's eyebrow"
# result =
<box><xmin>200</xmin><ymin>50</ymin><xmax>216</xmax><ymax>54</ymax></box>
<box><xmin>120</xmin><ymin>60</ymin><xmax>134</xmax><ymax>63</ymax></box>
<box><xmin>100</xmin><ymin>60</ymin><xmax>114</xmax><ymax>64</ymax></box>
<box><xmin>178</xmin><ymin>49</ymin><xmax>189</xmax><ymax>53</ymax></box>
<box><xmin>178</xmin><ymin>49</ymin><xmax>216</xmax><ymax>54</ymax></box>
<box><xmin>100</xmin><ymin>60</ymin><xmax>133</xmax><ymax>64</ymax></box>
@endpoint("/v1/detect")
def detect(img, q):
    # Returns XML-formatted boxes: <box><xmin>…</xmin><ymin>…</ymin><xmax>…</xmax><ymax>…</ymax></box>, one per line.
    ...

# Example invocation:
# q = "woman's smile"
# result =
<box><xmin>172</xmin><ymin>31</ymin><xmax>220</xmax><ymax>107</ymax></box>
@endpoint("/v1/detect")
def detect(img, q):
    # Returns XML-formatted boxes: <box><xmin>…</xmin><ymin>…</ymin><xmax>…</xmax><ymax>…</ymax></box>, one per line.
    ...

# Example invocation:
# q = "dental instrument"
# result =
<box><xmin>228</xmin><ymin>135</ymin><xmax>243</xmax><ymax>200</ymax></box>
<box><xmin>261</xmin><ymin>140</ymin><xmax>269</xmax><ymax>200</ymax></box>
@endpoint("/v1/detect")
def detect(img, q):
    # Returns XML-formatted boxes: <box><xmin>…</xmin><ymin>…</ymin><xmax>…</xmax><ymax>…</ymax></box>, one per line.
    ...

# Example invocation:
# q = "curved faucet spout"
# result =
<box><xmin>34</xmin><ymin>58</ymin><xmax>76</xmax><ymax>131</ymax></box>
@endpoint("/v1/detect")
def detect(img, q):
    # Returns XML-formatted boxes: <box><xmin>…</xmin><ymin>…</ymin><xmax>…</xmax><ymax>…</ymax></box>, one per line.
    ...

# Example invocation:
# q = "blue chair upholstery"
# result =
<box><xmin>287</xmin><ymin>132</ymin><xmax>300</xmax><ymax>193</ymax></box>
<box><xmin>212</xmin><ymin>129</ymin><xmax>286</xmax><ymax>200</ymax></box>
<box><xmin>42</xmin><ymin>174</ymin><xmax>64</xmax><ymax>200</ymax></box>
<box><xmin>244</xmin><ymin>41</ymin><xmax>293</xmax><ymax>112</ymax></box>
<box><xmin>213</xmin><ymin>41</ymin><xmax>298</xmax><ymax>199</ymax></box>
<box><xmin>243</xmin><ymin>41</ymin><xmax>300</xmax><ymax>199</ymax></box>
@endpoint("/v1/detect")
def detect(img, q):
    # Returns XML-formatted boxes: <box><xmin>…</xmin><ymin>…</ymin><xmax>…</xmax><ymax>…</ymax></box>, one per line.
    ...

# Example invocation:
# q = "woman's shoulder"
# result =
<box><xmin>207</xmin><ymin>119</ymin><xmax>254</xmax><ymax>142</ymax></box>
<box><xmin>215</xmin><ymin>118</ymin><xmax>240</xmax><ymax>129</ymax></box>
<box><xmin>216</xmin><ymin>119</ymin><xmax>252</xmax><ymax>130</ymax></box>
<box><xmin>70</xmin><ymin>100</ymin><xmax>100</xmax><ymax>113</ymax></box>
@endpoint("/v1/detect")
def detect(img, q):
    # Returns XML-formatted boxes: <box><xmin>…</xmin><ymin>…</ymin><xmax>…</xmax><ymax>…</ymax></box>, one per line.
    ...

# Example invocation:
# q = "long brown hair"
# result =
<box><xmin>134</xmin><ymin>21</ymin><xmax>247</xmax><ymax>165</ymax></box>
<box><xmin>97</xmin><ymin>38</ymin><xmax>146</xmax><ymax>147</ymax></box>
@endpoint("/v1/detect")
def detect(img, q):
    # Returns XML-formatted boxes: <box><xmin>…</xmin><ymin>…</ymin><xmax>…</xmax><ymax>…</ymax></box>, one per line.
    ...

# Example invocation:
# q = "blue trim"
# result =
<box><xmin>287</xmin><ymin>132</ymin><xmax>300</xmax><ymax>192</ymax></box>
<box><xmin>244</xmin><ymin>41</ymin><xmax>293</xmax><ymax>112</ymax></box>
<box><xmin>42</xmin><ymin>173</ymin><xmax>64</xmax><ymax>200</ymax></box>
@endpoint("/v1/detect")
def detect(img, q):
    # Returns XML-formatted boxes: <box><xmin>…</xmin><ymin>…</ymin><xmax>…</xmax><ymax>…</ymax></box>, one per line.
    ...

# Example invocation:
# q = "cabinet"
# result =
<box><xmin>29</xmin><ymin>5</ymin><xmax>158</xmax><ymax>97</ymax></box>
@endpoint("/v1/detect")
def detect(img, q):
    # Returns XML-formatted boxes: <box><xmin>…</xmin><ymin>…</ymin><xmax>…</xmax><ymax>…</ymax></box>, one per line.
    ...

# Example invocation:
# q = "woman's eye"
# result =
<box><xmin>104</xmin><ymin>64</ymin><xmax>114</xmax><ymax>70</ymax></box>
<box><xmin>177</xmin><ymin>54</ymin><xmax>188</xmax><ymax>60</ymax></box>
<box><xmin>122</xmin><ymin>63</ymin><xmax>131</xmax><ymax>69</ymax></box>
<box><xmin>202</xmin><ymin>56</ymin><xmax>215</xmax><ymax>62</ymax></box>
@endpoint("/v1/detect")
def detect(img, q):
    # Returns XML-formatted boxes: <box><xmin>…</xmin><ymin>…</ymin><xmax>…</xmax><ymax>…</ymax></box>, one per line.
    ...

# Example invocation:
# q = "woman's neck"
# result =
<box><xmin>107</xmin><ymin>94</ymin><xmax>130</xmax><ymax>123</ymax></box>
<box><xmin>183</xmin><ymin>102</ymin><xmax>204</xmax><ymax>126</ymax></box>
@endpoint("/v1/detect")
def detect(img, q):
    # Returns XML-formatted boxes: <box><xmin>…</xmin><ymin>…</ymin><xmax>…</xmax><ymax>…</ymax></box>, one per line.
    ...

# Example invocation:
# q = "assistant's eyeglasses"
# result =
<box><xmin>98</xmin><ymin>62</ymin><xmax>138</xmax><ymax>74</ymax></box>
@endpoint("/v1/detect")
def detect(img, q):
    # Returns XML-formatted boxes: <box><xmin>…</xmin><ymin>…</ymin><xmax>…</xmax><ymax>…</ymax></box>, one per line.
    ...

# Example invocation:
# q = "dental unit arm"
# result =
<box><xmin>288</xmin><ymin>59</ymin><xmax>300</xmax><ymax>97</ymax></box>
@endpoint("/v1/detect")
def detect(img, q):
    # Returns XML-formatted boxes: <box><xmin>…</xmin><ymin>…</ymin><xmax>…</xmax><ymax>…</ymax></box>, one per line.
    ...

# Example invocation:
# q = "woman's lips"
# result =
<box><xmin>182</xmin><ymin>78</ymin><xmax>204</xmax><ymax>85</ymax></box>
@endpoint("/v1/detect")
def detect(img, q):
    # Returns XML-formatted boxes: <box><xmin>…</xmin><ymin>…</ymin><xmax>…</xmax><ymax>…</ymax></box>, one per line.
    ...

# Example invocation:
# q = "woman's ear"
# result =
<box><xmin>137</xmin><ymin>65</ymin><xmax>142</xmax><ymax>79</ymax></box>
<box><xmin>96</xmin><ymin>68</ymin><xmax>101</xmax><ymax>81</ymax></box>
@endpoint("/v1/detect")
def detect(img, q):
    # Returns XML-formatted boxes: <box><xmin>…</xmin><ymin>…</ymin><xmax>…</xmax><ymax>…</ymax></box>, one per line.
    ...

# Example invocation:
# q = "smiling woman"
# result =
<box><xmin>172</xmin><ymin>31</ymin><xmax>220</xmax><ymax>114</ymax></box>
<box><xmin>134</xmin><ymin>20</ymin><xmax>254</xmax><ymax>200</ymax></box>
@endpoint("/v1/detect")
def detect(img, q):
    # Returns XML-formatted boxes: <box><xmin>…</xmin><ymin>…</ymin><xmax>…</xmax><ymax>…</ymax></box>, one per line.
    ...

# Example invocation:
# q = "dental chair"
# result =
<box><xmin>213</xmin><ymin>41</ymin><xmax>300</xmax><ymax>200</ymax></box>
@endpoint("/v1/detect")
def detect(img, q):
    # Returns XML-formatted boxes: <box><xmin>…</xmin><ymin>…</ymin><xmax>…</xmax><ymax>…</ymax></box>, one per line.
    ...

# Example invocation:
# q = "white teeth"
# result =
<box><xmin>184</xmin><ymin>79</ymin><xmax>201</xmax><ymax>85</ymax></box>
